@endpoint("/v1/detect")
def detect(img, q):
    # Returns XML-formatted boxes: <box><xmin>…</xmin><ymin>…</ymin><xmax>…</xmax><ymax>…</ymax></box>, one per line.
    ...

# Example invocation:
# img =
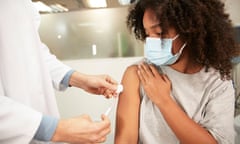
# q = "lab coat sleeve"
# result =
<box><xmin>32</xmin><ymin>2</ymin><xmax>72</xmax><ymax>91</ymax></box>
<box><xmin>0</xmin><ymin>96</ymin><xmax>42</xmax><ymax>144</ymax></box>
<box><xmin>40</xmin><ymin>43</ymin><xmax>72</xmax><ymax>91</ymax></box>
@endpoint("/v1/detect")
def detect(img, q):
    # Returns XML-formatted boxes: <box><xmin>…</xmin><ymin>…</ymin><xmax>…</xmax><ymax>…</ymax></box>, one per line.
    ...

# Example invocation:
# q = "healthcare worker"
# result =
<box><xmin>0</xmin><ymin>0</ymin><xmax>118</xmax><ymax>144</ymax></box>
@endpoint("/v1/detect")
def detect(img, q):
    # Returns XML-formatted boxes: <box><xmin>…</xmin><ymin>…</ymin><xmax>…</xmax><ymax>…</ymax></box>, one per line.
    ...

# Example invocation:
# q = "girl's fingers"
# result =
<box><xmin>149</xmin><ymin>64</ymin><xmax>159</xmax><ymax>77</ymax></box>
<box><xmin>137</xmin><ymin>66</ymin><xmax>146</xmax><ymax>83</ymax></box>
<box><xmin>142</xmin><ymin>63</ymin><xmax>154</xmax><ymax>77</ymax></box>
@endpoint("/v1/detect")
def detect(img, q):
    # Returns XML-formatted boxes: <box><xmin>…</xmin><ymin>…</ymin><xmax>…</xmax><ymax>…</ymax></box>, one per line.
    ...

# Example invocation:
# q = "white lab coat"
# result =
<box><xmin>0</xmin><ymin>0</ymin><xmax>71</xmax><ymax>143</ymax></box>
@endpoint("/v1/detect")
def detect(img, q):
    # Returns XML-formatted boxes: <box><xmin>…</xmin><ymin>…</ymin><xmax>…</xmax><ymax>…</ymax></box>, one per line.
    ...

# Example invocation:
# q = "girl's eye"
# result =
<box><xmin>156</xmin><ymin>33</ymin><xmax>162</xmax><ymax>36</ymax></box>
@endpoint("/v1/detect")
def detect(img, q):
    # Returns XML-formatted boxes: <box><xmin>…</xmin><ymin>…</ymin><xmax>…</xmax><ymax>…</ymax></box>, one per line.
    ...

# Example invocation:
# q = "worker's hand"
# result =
<box><xmin>52</xmin><ymin>114</ymin><xmax>111</xmax><ymax>144</ymax></box>
<box><xmin>70</xmin><ymin>72</ymin><xmax>118</xmax><ymax>98</ymax></box>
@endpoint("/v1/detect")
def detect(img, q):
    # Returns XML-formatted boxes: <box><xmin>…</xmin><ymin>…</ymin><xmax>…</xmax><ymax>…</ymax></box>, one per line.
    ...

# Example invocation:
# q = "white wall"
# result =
<box><xmin>55</xmin><ymin>57</ymin><xmax>142</xmax><ymax>144</ymax></box>
<box><xmin>224</xmin><ymin>0</ymin><xmax>240</xmax><ymax>26</ymax></box>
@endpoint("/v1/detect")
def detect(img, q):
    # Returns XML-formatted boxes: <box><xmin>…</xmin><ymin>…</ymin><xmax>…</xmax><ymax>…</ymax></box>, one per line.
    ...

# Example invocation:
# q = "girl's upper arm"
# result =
<box><xmin>115</xmin><ymin>65</ymin><xmax>141</xmax><ymax>144</ymax></box>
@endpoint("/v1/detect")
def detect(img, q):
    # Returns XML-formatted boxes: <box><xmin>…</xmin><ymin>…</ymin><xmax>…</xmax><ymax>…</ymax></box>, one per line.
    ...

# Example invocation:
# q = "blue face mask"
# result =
<box><xmin>144</xmin><ymin>34</ymin><xmax>186</xmax><ymax>66</ymax></box>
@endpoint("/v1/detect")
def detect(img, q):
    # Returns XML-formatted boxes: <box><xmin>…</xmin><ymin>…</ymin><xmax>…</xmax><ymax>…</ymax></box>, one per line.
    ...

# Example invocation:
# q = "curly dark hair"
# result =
<box><xmin>127</xmin><ymin>0</ymin><xmax>239</xmax><ymax>79</ymax></box>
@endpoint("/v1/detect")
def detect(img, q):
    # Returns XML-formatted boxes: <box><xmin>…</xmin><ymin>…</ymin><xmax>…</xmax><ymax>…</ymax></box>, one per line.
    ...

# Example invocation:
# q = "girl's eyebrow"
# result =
<box><xmin>144</xmin><ymin>23</ymin><xmax>161</xmax><ymax>31</ymax></box>
<box><xmin>150</xmin><ymin>23</ymin><xmax>160</xmax><ymax>29</ymax></box>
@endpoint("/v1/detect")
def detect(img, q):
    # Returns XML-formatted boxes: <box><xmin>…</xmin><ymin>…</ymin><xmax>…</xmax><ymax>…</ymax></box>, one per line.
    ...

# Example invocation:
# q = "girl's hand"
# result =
<box><xmin>137</xmin><ymin>63</ymin><xmax>172</xmax><ymax>106</ymax></box>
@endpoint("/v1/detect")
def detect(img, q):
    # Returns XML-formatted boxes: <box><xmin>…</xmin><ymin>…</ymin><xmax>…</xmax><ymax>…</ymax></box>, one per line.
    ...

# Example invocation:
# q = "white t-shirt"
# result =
<box><xmin>139</xmin><ymin>66</ymin><xmax>235</xmax><ymax>144</ymax></box>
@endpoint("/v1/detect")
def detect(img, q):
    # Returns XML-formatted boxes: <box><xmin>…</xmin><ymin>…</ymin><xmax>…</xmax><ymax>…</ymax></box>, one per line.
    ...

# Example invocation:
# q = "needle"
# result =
<box><xmin>104</xmin><ymin>100</ymin><xmax>116</xmax><ymax>116</ymax></box>
<box><xmin>104</xmin><ymin>84</ymin><xmax>123</xmax><ymax>116</ymax></box>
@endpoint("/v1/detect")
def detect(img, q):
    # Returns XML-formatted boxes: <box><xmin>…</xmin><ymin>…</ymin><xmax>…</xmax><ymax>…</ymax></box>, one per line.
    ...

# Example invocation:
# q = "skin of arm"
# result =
<box><xmin>115</xmin><ymin>65</ymin><xmax>141</xmax><ymax>144</ymax></box>
<box><xmin>137</xmin><ymin>63</ymin><xmax>217</xmax><ymax>144</ymax></box>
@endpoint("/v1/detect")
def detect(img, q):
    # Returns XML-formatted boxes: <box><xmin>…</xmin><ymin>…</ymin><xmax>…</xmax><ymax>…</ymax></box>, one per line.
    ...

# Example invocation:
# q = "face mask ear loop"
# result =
<box><xmin>178</xmin><ymin>42</ymin><xmax>187</xmax><ymax>54</ymax></box>
<box><xmin>172</xmin><ymin>34</ymin><xmax>180</xmax><ymax>40</ymax></box>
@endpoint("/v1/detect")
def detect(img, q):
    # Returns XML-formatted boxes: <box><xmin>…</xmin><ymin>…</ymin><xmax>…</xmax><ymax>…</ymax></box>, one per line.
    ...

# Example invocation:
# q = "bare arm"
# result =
<box><xmin>115</xmin><ymin>65</ymin><xmax>141</xmax><ymax>144</ymax></box>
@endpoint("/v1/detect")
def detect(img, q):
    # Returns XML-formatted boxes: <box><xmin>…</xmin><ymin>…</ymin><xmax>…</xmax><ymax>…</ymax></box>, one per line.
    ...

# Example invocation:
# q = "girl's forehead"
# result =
<box><xmin>143</xmin><ymin>9</ymin><xmax>160</xmax><ymax>29</ymax></box>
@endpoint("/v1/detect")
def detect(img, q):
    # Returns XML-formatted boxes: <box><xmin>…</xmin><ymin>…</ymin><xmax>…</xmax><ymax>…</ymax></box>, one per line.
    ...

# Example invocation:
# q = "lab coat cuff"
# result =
<box><xmin>34</xmin><ymin>115</ymin><xmax>59</xmax><ymax>141</ymax></box>
<box><xmin>60</xmin><ymin>69</ymin><xmax>75</xmax><ymax>88</ymax></box>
